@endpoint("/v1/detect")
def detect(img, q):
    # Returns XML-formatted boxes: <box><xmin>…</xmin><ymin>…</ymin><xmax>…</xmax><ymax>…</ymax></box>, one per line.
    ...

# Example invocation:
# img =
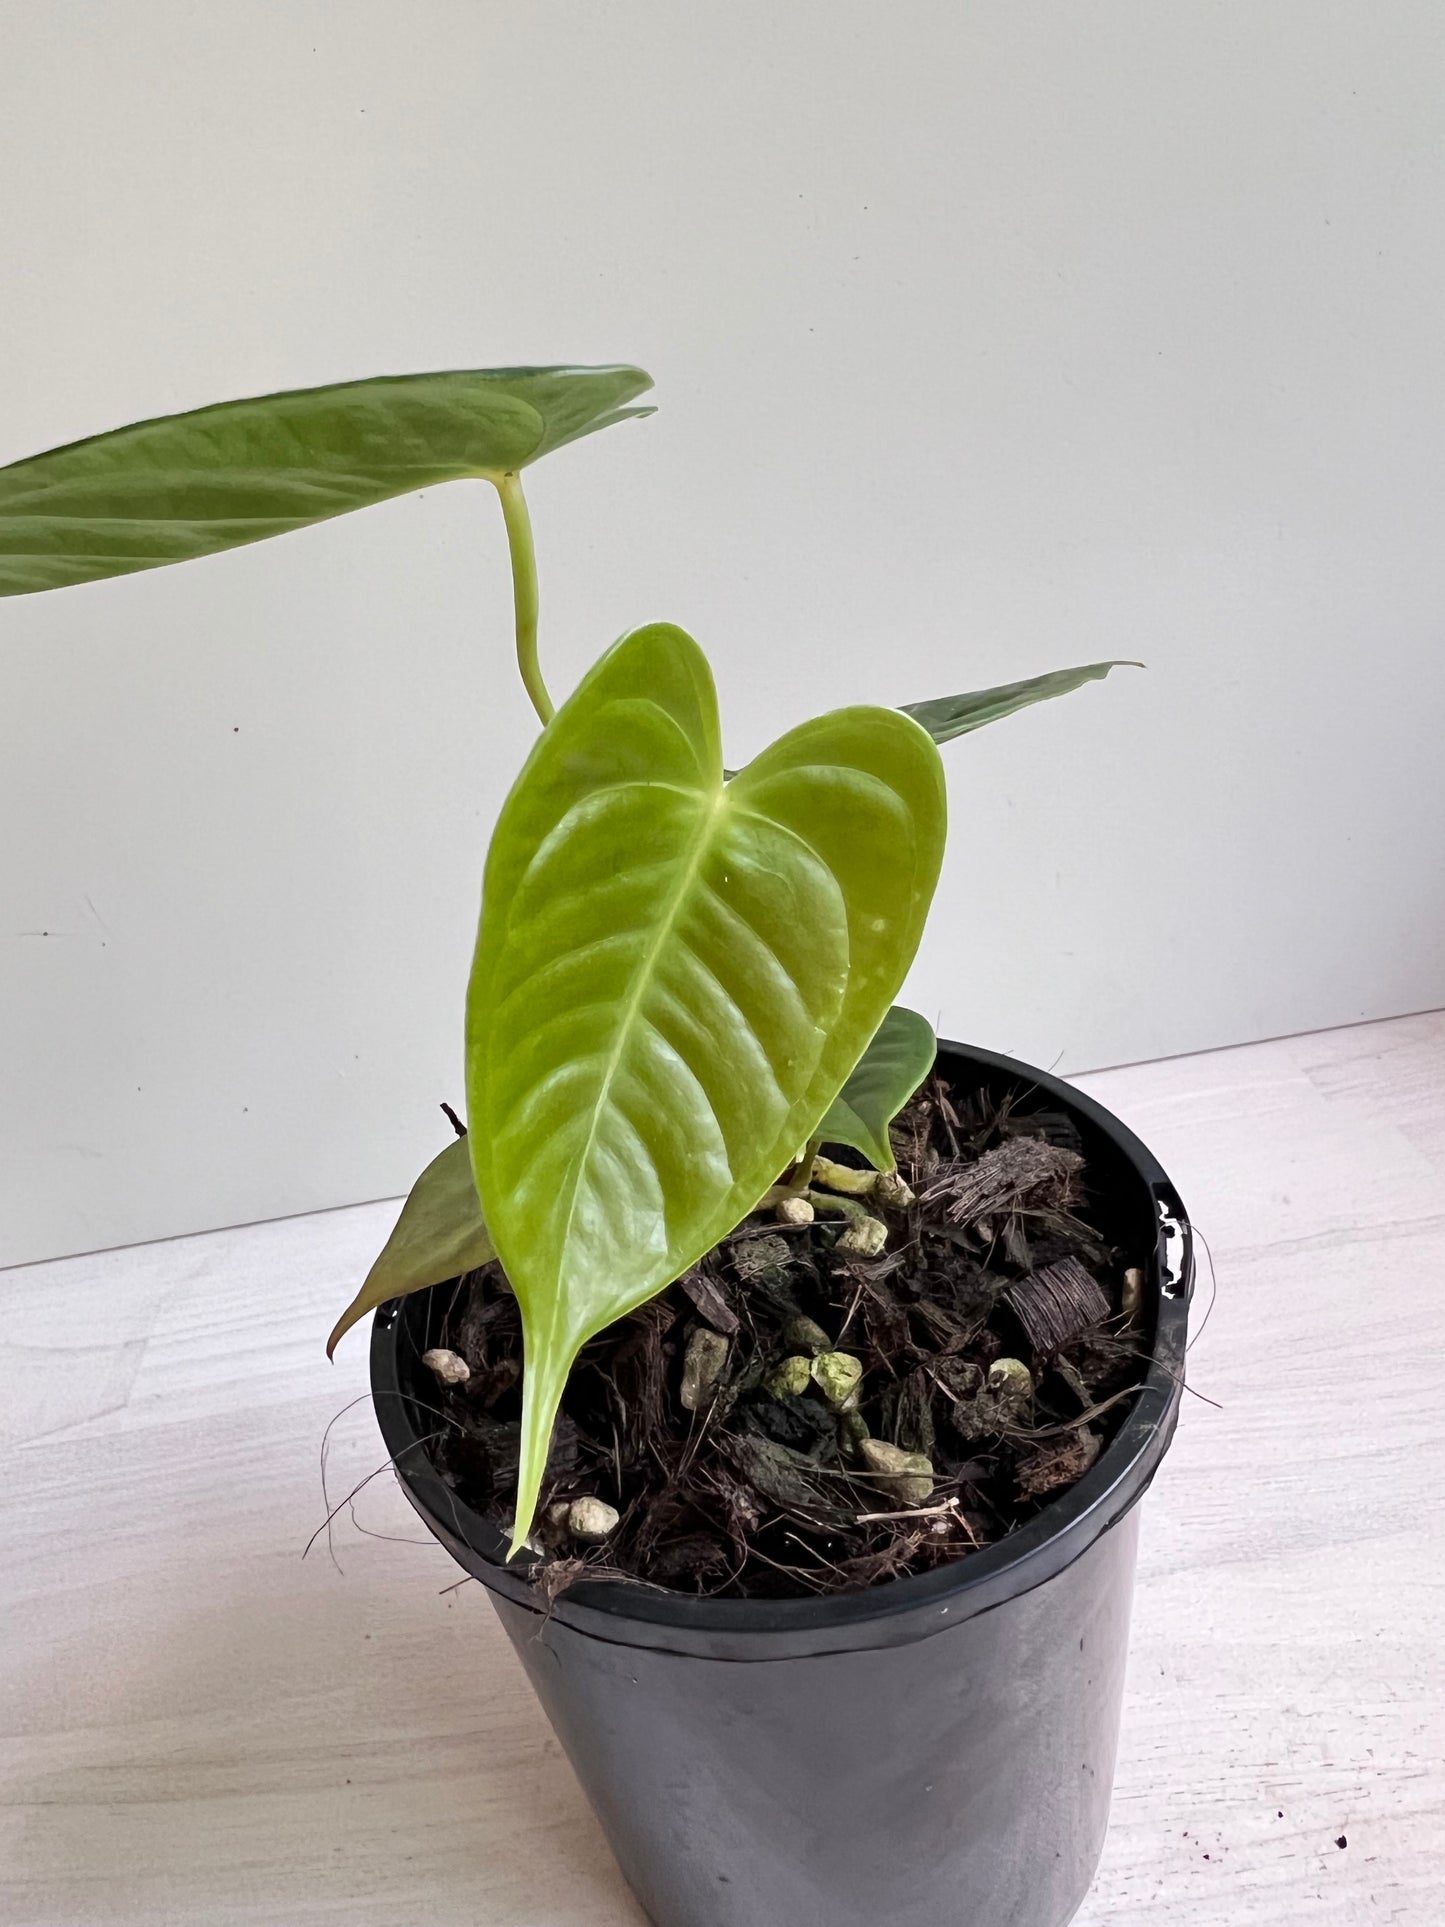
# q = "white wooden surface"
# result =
<box><xmin>2</xmin><ymin>1012</ymin><xmax>1442</xmax><ymax>1925</ymax></box>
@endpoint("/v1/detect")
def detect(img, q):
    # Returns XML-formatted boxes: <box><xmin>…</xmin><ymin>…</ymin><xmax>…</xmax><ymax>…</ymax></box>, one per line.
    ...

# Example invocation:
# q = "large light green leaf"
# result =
<box><xmin>902</xmin><ymin>660</ymin><xmax>1138</xmax><ymax>745</ymax></box>
<box><xmin>816</xmin><ymin>1005</ymin><xmax>937</xmax><ymax>1173</ymax></box>
<box><xmin>0</xmin><ymin>365</ymin><xmax>652</xmax><ymax>596</ymax></box>
<box><xmin>467</xmin><ymin>623</ymin><xmax>947</xmax><ymax>1549</ymax></box>
<box><xmin>325</xmin><ymin>1138</ymin><xmax>495</xmax><ymax>1358</ymax></box>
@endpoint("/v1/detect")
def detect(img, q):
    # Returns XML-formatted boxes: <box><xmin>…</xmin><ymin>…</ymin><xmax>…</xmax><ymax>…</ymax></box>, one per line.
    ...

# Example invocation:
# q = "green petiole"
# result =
<box><xmin>496</xmin><ymin>469</ymin><xmax>553</xmax><ymax>727</ymax></box>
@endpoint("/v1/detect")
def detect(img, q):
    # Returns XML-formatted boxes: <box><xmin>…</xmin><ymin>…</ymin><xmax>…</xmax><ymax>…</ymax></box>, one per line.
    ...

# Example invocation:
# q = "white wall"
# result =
<box><xmin>2</xmin><ymin>1</ymin><xmax>1443</xmax><ymax>1267</ymax></box>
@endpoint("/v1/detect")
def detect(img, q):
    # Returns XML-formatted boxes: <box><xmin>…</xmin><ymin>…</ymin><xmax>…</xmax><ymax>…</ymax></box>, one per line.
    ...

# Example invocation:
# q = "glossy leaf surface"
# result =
<box><xmin>325</xmin><ymin>1138</ymin><xmax>495</xmax><ymax>1358</ymax></box>
<box><xmin>0</xmin><ymin>365</ymin><xmax>652</xmax><ymax>595</ymax></box>
<box><xmin>816</xmin><ymin>1004</ymin><xmax>937</xmax><ymax>1172</ymax></box>
<box><xmin>902</xmin><ymin>659</ymin><xmax>1136</xmax><ymax>745</ymax></box>
<box><xmin>467</xmin><ymin>623</ymin><xmax>947</xmax><ymax>1548</ymax></box>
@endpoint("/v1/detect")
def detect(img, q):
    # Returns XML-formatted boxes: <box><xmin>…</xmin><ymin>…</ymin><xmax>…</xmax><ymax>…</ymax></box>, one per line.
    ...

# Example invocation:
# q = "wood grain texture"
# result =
<box><xmin>2</xmin><ymin>1012</ymin><xmax>1442</xmax><ymax>1925</ymax></box>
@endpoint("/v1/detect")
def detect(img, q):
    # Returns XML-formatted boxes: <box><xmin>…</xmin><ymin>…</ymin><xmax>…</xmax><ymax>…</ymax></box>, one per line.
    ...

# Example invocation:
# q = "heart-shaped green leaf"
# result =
<box><xmin>467</xmin><ymin>622</ymin><xmax>947</xmax><ymax>1549</ymax></box>
<box><xmin>816</xmin><ymin>1005</ymin><xmax>937</xmax><ymax>1172</ymax></box>
<box><xmin>325</xmin><ymin>1138</ymin><xmax>495</xmax><ymax>1358</ymax></box>
<box><xmin>902</xmin><ymin>660</ymin><xmax>1138</xmax><ymax>745</ymax></box>
<box><xmin>0</xmin><ymin>365</ymin><xmax>652</xmax><ymax>596</ymax></box>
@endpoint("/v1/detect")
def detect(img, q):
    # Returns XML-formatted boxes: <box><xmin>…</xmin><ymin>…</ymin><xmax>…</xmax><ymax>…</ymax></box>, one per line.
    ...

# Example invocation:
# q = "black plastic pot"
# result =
<box><xmin>371</xmin><ymin>1041</ymin><xmax>1192</xmax><ymax>1927</ymax></box>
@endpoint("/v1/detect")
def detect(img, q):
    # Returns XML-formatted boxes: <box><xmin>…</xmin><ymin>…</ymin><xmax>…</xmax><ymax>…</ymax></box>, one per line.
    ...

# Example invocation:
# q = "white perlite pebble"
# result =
<box><xmin>857</xmin><ymin>1438</ymin><xmax>935</xmax><ymax>1509</ymax></box>
<box><xmin>836</xmin><ymin>1215</ymin><xmax>887</xmax><ymax>1257</ymax></box>
<box><xmin>1122</xmin><ymin>1266</ymin><xmax>1145</xmax><ymax>1319</ymax></box>
<box><xmin>681</xmin><ymin>1326</ymin><xmax>731</xmax><ymax>1411</ymax></box>
<box><xmin>987</xmin><ymin>1356</ymin><xmax>1033</xmax><ymax>1404</ymax></box>
<box><xmin>765</xmin><ymin>1355</ymin><xmax>814</xmax><ymax>1398</ymax></box>
<box><xmin>811</xmin><ymin>1350</ymin><xmax>864</xmax><ymax>1411</ymax></box>
<box><xmin>422</xmin><ymin>1347</ymin><xmax>470</xmax><ymax>1386</ymax></box>
<box><xmin>567</xmin><ymin>1497</ymin><xmax>620</xmax><ymax>1541</ymax></box>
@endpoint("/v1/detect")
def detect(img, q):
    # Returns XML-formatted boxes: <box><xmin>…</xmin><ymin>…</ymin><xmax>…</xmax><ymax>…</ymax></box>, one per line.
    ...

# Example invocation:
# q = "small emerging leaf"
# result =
<box><xmin>467</xmin><ymin>623</ymin><xmax>947</xmax><ymax>1550</ymax></box>
<box><xmin>816</xmin><ymin>1005</ymin><xmax>937</xmax><ymax>1172</ymax></box>
<box><xmin>902</xmin><ymin>660</ymin><xmax>1138</xmax><ymax>746</ymax></box>
<box><xmin>0</xmin><ymin>365</ymin><xmax>653</xmax><ymax>596</ymax></box>
<box><xmin>326</xmin><ymin>1138</ymin><xmax>495</xmax><ymax>1358</ymax></box>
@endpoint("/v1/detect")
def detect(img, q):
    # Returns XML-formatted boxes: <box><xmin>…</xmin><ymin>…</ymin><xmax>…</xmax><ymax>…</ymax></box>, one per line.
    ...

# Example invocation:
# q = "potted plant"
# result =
<box><xmin>1</xmin><ymin>365</ymin><xmax>1191</xmax><ymax>1927</ymax></box>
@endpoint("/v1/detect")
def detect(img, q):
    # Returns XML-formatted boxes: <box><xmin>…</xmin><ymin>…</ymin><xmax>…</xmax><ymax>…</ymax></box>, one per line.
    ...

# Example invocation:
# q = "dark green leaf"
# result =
<box><xmin>816</xmin><ymin>1005</ymin><xmax>937</xmax><ymax>1172</ymax></box>
<box><xmin>466</xmin><ymin>622</ymin><xmax>947</xmax><ymax>1549</ymax></box>
<box><xmin>326</xmin><ymin>1138</ymin><xmax>495</xmax><ymax>1357</ymax></box>
<box><xmin>0</xmin><ymin>365</ymin><xmax>652</xmax><ymax>596</ymax></box>
<box><xmin>902</xmin><ymin>660</ymin><xmax>1138</xmax><ymax>745</ymax></box>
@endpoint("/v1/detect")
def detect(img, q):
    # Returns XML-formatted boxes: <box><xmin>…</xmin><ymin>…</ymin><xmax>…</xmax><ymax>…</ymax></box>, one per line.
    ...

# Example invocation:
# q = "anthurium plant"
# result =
<box><xmin>1</xmin><ymin>365</ymin><xmax>1130</xmax><ymax>1548</ymax></box>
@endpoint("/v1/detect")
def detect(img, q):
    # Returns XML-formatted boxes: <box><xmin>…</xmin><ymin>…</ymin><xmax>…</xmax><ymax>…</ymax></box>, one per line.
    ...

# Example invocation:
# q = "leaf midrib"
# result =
<box><xmin>546</xmin><ymin>770</ymin><xmax>730</xmax><ymax>1323</ymax></box>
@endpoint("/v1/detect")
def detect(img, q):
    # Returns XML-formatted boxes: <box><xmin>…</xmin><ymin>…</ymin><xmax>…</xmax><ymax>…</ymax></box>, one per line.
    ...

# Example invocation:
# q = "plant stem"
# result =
<box><xmin>495</xmin><ymin>470</ymin><xmax>553</xmax><ymax>726</ymax></box>
<box><xmin>811</xmin><ymin>1153</ymin><xmax>915</xmax><ymax>1210</ymax></box>
<box><xmin>803</xmin><ymin>1190</ymin><xmax>873</xmax><ymax>1224</ymax></box>
<box><xmin>811</xmin><ymin>1154</ymin><xmax>878</xmax><ymax>1198</ymax></box>
<box><xmin>783</xmin><ymin>1136</ymin><xmax>823</xmax><ymax>1197</ymax></box>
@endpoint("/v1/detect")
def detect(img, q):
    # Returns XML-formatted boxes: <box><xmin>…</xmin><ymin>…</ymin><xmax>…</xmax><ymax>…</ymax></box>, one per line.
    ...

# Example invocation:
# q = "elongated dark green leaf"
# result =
<box><xmin>0</xmin><ymin>365</ymin><xmax>652</xmax><ymax>595</ymax></box>
<box><xmin>467</xmin><ymin>623</ymin><xmax>947</xmax><ymax>1549</ymax></box>
<box><xmin>816</xmin><ymin>1005</ymin><xmax>937</xmax><ymax>1172</ymax></box>
<box><xmin>326</xmin><ymin>1138</ymin><xmax>495</xmax><ymax>1358</ymax></box>
<box><xmin>902</xmin><ymin>660</ymin><xmax>1138</xmax><ymax>745</ymax></box>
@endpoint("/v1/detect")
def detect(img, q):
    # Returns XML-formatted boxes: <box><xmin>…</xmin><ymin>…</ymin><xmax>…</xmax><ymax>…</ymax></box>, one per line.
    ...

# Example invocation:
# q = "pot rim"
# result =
<box><xmin>370</xmin><ymin>1040</ymin><xmax>1191</xmax><ymax>1660</ymax></box>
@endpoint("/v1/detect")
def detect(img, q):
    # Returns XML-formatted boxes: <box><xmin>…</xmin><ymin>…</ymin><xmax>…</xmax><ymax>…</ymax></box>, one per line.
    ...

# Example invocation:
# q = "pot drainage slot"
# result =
<box><xmin>1152</xmin><ymin>1186</ymin><xmax>1193</xmax><ymax>1301</ymax></box>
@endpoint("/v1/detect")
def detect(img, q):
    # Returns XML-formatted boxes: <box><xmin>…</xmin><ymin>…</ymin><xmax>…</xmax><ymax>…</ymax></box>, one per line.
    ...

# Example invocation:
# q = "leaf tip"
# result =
<box><xmin>325</xmin><ymin>1303</ymin><xmax>360</xmax><ymax>1359</ymax></box>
